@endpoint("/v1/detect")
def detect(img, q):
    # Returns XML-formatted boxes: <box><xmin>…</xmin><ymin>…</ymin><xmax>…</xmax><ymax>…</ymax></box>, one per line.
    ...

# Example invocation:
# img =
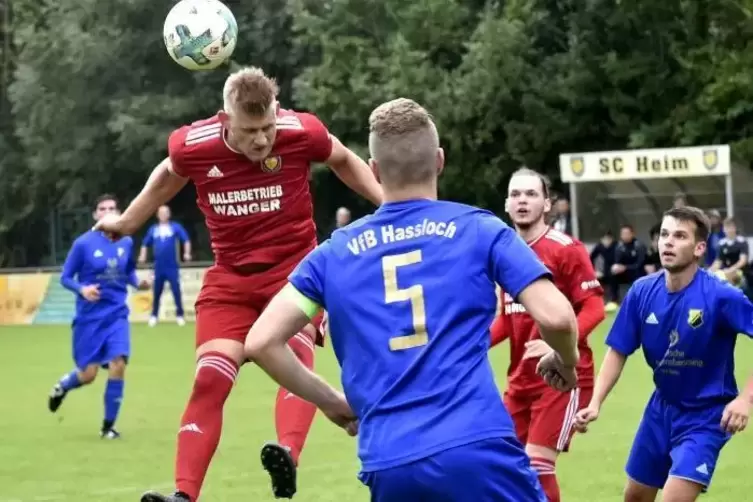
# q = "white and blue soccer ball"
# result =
<box><xmin>163</xmin><ymin>0</ymin><xmax>238</xmax><ymax>71</ymax></box>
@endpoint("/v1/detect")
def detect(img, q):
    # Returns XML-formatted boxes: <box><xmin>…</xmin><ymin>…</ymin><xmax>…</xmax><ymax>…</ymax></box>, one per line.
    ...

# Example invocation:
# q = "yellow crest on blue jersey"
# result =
<box><xmin>687</xmin><ymin>309</ymin><xmax>703</xmax><ymax>329</ymax></box>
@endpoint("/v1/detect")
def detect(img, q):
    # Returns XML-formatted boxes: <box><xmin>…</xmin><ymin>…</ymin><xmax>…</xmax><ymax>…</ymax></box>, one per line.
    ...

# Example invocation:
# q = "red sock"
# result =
<box><xmin>530</xmin><ymin>456</ymin><xmax>560</xmax><ymax>502</ymax></box>
<box><xmin>275</xmin><ymin>332</ymin><xmax>317</xmax><ymax>465</ymax></box>
<box><xmin>175</xmin><ymin>352</ymin><xmax>238</xmax><ymax>501</ymax></box>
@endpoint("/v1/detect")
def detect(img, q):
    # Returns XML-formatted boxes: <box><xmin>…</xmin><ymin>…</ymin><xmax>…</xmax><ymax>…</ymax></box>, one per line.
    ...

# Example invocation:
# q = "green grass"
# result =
<box><xmin>0</xmin><ymin>319</ymin><xmax>751</xmax><ymax>501</ymax></box>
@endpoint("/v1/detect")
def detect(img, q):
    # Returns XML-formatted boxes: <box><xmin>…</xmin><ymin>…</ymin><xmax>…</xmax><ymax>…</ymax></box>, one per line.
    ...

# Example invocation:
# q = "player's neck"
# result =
<box><xmin>383</xmin><ymin>185</ymin><xmax>437</xmax><ymax>203</ymax></box>
<box><xmin>516</xmin><ymin>220</ymin><xmax>549</xmax><ymax>243</ymax></box>
<box><xmin>223</xmin><ymin>128</ymin><xmax>244</xmax><ymax>155</ymax></box>
<box><xmin>665</xmin><ymin>264</ymin><xmax>699</xmax><ymax>292</ymax></box>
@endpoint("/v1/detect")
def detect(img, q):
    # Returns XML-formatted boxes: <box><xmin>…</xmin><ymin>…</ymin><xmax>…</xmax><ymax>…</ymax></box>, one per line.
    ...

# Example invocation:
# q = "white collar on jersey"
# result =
<box><xmin>222</xmin><ymin>127</ymin><xmax>244</xmax><ymax>154</ymax></box>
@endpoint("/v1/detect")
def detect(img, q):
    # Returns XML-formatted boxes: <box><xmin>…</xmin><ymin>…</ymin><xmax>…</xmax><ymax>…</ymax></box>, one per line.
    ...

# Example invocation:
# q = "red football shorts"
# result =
<box><xmin>195</xmin><ymin>246</ymin><xmax>325</xmax><ymax>349</ymax></box>
<box><xmin>503</xmin><ymin>386</ymin><xmax>593</xmax><ymax>452</ymax></box>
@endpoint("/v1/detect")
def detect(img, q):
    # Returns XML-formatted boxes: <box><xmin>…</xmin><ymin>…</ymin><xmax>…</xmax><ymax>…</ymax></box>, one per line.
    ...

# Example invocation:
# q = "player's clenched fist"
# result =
<box><xmin>720</xmin><ymin>396</ymin><xmax>750</xmax><ymax>434</ymax></box>
<box><xmin>536</xmin><ymin>351</ymin><xmax>577</xmax><ymax>392</ymax></box>
<box><xmin>573</xmin><ymin>404</ymin><xmax>600</xmax><ymax>433</ymax></box>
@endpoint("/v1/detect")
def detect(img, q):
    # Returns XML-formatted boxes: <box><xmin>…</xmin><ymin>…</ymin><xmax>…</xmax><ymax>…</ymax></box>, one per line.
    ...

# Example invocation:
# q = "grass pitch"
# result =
<box><xmin>0</xmin><ymin>318</ymin><xmax>751</xmax><ymax>501</ymax></box>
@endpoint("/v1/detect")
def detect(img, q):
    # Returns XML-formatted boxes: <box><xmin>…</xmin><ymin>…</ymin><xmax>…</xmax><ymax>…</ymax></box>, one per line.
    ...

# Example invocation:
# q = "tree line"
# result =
<box><xmin>1</xmin><ymin>0</ymin><xmax>752</xmax><ymax>266</ymax></box>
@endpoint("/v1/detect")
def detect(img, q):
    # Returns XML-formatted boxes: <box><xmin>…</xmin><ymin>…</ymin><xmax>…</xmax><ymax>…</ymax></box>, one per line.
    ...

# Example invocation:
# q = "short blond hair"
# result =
<box><xmin>368</xmin><ymin>98</ymin><xmax>439</xmax><ymax>187</ymax></box>
<box><xmin>223</xmin><ymin>67</ymin><xmax>279</xmax><ymax>116</ymax></box>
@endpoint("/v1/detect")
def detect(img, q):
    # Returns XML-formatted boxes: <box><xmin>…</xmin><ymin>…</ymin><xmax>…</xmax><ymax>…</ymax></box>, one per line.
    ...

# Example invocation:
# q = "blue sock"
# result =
<box><xmin>103</xmin><ymin>379</ymin><xmax>124</xmax><ymax>429</ymax></box>
<box><xmin>58</xmin><ymin>370</ymin><xmax>82</xmax><ymax>392</ymax></box>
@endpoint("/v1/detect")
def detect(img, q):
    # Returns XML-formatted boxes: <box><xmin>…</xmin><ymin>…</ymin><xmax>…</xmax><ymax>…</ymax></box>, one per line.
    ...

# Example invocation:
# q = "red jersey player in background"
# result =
<box><xmin>95</xmin><ymin>67</ymin><xmax>383</xmax><ymax>502</ymax></box>
<box><xmin>490</xmin><ymin>168</ymin><xmax>605</xmax><ymax>502</ymax></box>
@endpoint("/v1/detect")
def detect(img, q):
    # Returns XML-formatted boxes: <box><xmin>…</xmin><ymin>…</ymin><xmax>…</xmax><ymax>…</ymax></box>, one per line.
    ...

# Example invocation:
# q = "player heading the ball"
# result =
<box><xmin>575</xmin><ymin>206</ymin><xmax>753</xmax><ymax>501</ymax></box>
<box><xmin>245</xmin><ymin>98</ymin><xmax>581</xmax><ymax>501</ymax></box>
<box><xmin>95</xmin><ymin>66</ymin><xmax>383</xmax><ymax>502</ymax></box>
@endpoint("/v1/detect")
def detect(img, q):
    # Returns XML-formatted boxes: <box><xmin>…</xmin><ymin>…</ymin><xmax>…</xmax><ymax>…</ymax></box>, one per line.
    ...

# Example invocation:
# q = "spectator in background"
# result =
<box><xmin>704</xmin><ymin>209</ymin><xmax>725</xmax><ymax>267</ymax></box>
<box><xmin>606</xmin><ymin>224</ymin><xmax>647</xmax><ymax>311</ymax></box>
<box><xmin>335</xmin><ymin>206</ymin><xmax>352</xmax><ymax>229</ymax></box>
<box><xmin>590</xmin><ymin>230</ymin><xmax>616</xmax><ymax>301</ymax></box>
<box><xmin>643</xmin><ymin>226</ymin><xmax>661</xmax><ymax>274</ymax></box>
<box><xmin>550</xmin><ymin>197</ymin><xmax>572</xmax><ymax>234</ymax></box>
<box><xmin>139</xmin><ymin>205</ymin><xmax>192</xmax><ymax>327</ymax></box>
<box><xmin>673</xmin><ymin>192</ymin><xmax>687</xmax><ymax>208</ymax></box>
<box><xmin>710</xmin><ymin>217</ymin><xmax>749</xmax><ymax>290</ymax></box>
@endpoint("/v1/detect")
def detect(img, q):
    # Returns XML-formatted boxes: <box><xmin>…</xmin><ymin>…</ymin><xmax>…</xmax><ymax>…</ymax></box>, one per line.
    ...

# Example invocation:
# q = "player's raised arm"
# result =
<box><xmin>324</xmin><ymin>135</ymin><xmax>383</xmax><ymax>206</ymax></box>
<box><xmin>481</xmin><ymin>214</ymin><xmax>579</xmax><ymax>376</ymax></box>
<box><xmin>95</xmin><ymin>158</ymin><xmax>188</xmax><ymax>236</ymax></box>
<box><xmin>301</xmin><ymin>112</ymin><xmax>382</xmax><ymax>206</ymax></box>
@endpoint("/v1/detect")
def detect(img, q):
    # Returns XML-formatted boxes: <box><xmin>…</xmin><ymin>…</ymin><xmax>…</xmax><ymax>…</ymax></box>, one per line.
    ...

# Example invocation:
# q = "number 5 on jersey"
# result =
<box><xmin>382</xmin><ymin>250</ymin><xmax>428</xmax><ymax>351</ymax></box>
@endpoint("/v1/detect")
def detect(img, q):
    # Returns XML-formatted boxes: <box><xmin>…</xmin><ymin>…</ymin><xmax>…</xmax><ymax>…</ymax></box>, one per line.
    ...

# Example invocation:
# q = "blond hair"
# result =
<box><xmin>368</xmin><ymin>98</ymin><xmax>439</xmax><ymax>187</ymax></box>
<box><xmin>223</xmin><ymin>67</ymin><xmax>279</xmax><ymax>116</ymax></box>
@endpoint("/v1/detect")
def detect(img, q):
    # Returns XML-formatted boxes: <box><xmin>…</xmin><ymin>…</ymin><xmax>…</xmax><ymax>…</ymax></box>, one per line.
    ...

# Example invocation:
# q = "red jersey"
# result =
<box><xmin>496</xmin><ymin>228</ymin><xmax>603</xmax><ymax>395</ymax></box>
<box><xmin>168</xmin><ymin>110</ymin><xmax>333</xmax><ymax>268</ymax></box>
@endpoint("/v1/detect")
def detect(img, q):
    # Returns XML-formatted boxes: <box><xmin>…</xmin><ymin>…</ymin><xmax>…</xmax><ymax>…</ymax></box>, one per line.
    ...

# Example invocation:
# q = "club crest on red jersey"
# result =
<box><xmin>262</xmin><ymin>156</ymin><xmax>282</xmax><ymax>173</ymax></box>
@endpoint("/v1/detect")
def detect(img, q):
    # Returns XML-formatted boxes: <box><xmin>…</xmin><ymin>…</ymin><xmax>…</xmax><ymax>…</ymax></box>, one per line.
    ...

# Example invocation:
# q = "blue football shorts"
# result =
<box><xmin>72</xmin><ymin>315</ymin><xmax>130</xmax><ymax>369</ymax></box>
<box><xmin>626</xmin><ymin>391</ymin><xmax>732</xmax><ymax>491</ymax></box>
<box><xmin>359</xmin><ymin>436</ymin><xmax>546</xmax><ymax>502</ymax></box>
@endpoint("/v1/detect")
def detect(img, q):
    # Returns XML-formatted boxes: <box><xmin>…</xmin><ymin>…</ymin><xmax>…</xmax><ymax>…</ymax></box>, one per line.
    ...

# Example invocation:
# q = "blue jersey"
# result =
<box><xmin>143</xmin><ymin>221</ymin><xmax>189</xmax><ymax>271</ymax></box>
<box><xmin>61</xmin><ymin>231</ymin><xmax>139</xmax><ymax>321</ymax></box>
<box><xmin>289</xmin><ymin>199</ymin><xmax>550</xmax><ymax>472</ymax></box>
<box><xmin>607</xmin><ymin>269</ymin><xmax>753</xmax><ymax>409</ymax></box>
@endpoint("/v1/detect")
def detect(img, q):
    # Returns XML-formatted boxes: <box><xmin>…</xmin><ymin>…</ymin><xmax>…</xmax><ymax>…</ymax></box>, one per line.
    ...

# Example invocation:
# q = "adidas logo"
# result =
<box><xmin>179</xmin><ymin>423</ymin><xmax>203</xmax><ymax>434</ymax></box>
<box><xmin>696</xmin><ymin>463</ymin><xmax>709</xmax><ymax>475</ymax></box>
<box><xmin>645</xmin><ymin>313</ymin><xmax>658</xmax><ymax>325</ymax></box>
<box><xmin>207</xmin><ymin>166</ymin><xmax>223</xmax><ymax>178</ymax></box>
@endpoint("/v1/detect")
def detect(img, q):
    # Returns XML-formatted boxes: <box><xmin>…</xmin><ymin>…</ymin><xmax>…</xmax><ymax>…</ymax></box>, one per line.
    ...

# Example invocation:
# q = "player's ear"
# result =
<box><xmin>436</xmin><ymin>148</ymin><xmax>445</xmax><ymax>175</ymax></box>
<box><xmin>369</xmin><ymin>158</ymin><xmax>381</xmax><ymax>184</ymax></box>
<box><xmin>695</xmin><ymin>239</ymin><xmax>707</xmax><ymax>258</ymax></box>
<box><xmin>543</xmin><ymin>197</ymin><xmax>552</xmax><ymax>213</ymax></box>
<box><xmin>218</xmin><ymin>110</ymin><xmax>230</xmax><ymax>126</ymax></box>
<box><xmin>504</xmin><ymin>198</ymin><xmax>510</xmax><ymax>214</ymax></box>
<box><xmin>275</xmin><ymin>100</ymin><xmax>280</xmax><ymax>115</ymax></box>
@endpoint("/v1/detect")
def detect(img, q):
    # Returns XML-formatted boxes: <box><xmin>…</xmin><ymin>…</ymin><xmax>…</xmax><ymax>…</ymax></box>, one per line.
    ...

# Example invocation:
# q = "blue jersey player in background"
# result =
<box><xmin>575</xmin><ymin>206</ymin><xmax>753</xmax><ymax>502</ymax></box>
<box><xmin>48</xmin><ymin>194</ymin><xmax>151</xmax><ymax>438</ymax></box>
<box><xmin>245</xmin><ymin>98</ymin><xmax>583</xmax><ymax>501</ymax></box>
<box><xmin>139</xmin><ymin>205</ymin><xmax>192</xmax><ymax>327</ymax></box>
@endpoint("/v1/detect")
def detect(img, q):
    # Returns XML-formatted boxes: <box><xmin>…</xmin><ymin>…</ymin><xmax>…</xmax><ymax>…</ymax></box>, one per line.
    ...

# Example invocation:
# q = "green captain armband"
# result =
<box><xmin>281</xmin><ymin>283</ymin><xmax>320</xmax><ymax>319</ymax></box>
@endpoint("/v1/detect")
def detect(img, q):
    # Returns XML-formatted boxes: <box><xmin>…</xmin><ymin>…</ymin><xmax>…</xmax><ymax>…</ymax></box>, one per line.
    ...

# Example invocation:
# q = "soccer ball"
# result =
<box><xmin>163</xmin><ymin>0</ymin><xmax>238</xmax><ymax>71</ymax></box>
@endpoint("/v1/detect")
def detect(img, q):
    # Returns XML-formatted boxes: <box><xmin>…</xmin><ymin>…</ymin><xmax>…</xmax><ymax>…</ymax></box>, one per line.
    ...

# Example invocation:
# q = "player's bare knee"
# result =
<box><xmin>108</xmin><ymin>357</ymin><xmax>127</xmax><ymax>379</ymax></box>
<box><xmin>78</xmin><ymin>365</ymin><xmax>98</xmax><ymax>384</ymax></box>
<box><xmin>244</xmin><ymin>336</ymin><xmax>264</xmax><ymax>360</ymax></box>
<box><xmin>623</xmin><ymin>478</ymin><xmax>658</xmax><ymax>502</ymax></box>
